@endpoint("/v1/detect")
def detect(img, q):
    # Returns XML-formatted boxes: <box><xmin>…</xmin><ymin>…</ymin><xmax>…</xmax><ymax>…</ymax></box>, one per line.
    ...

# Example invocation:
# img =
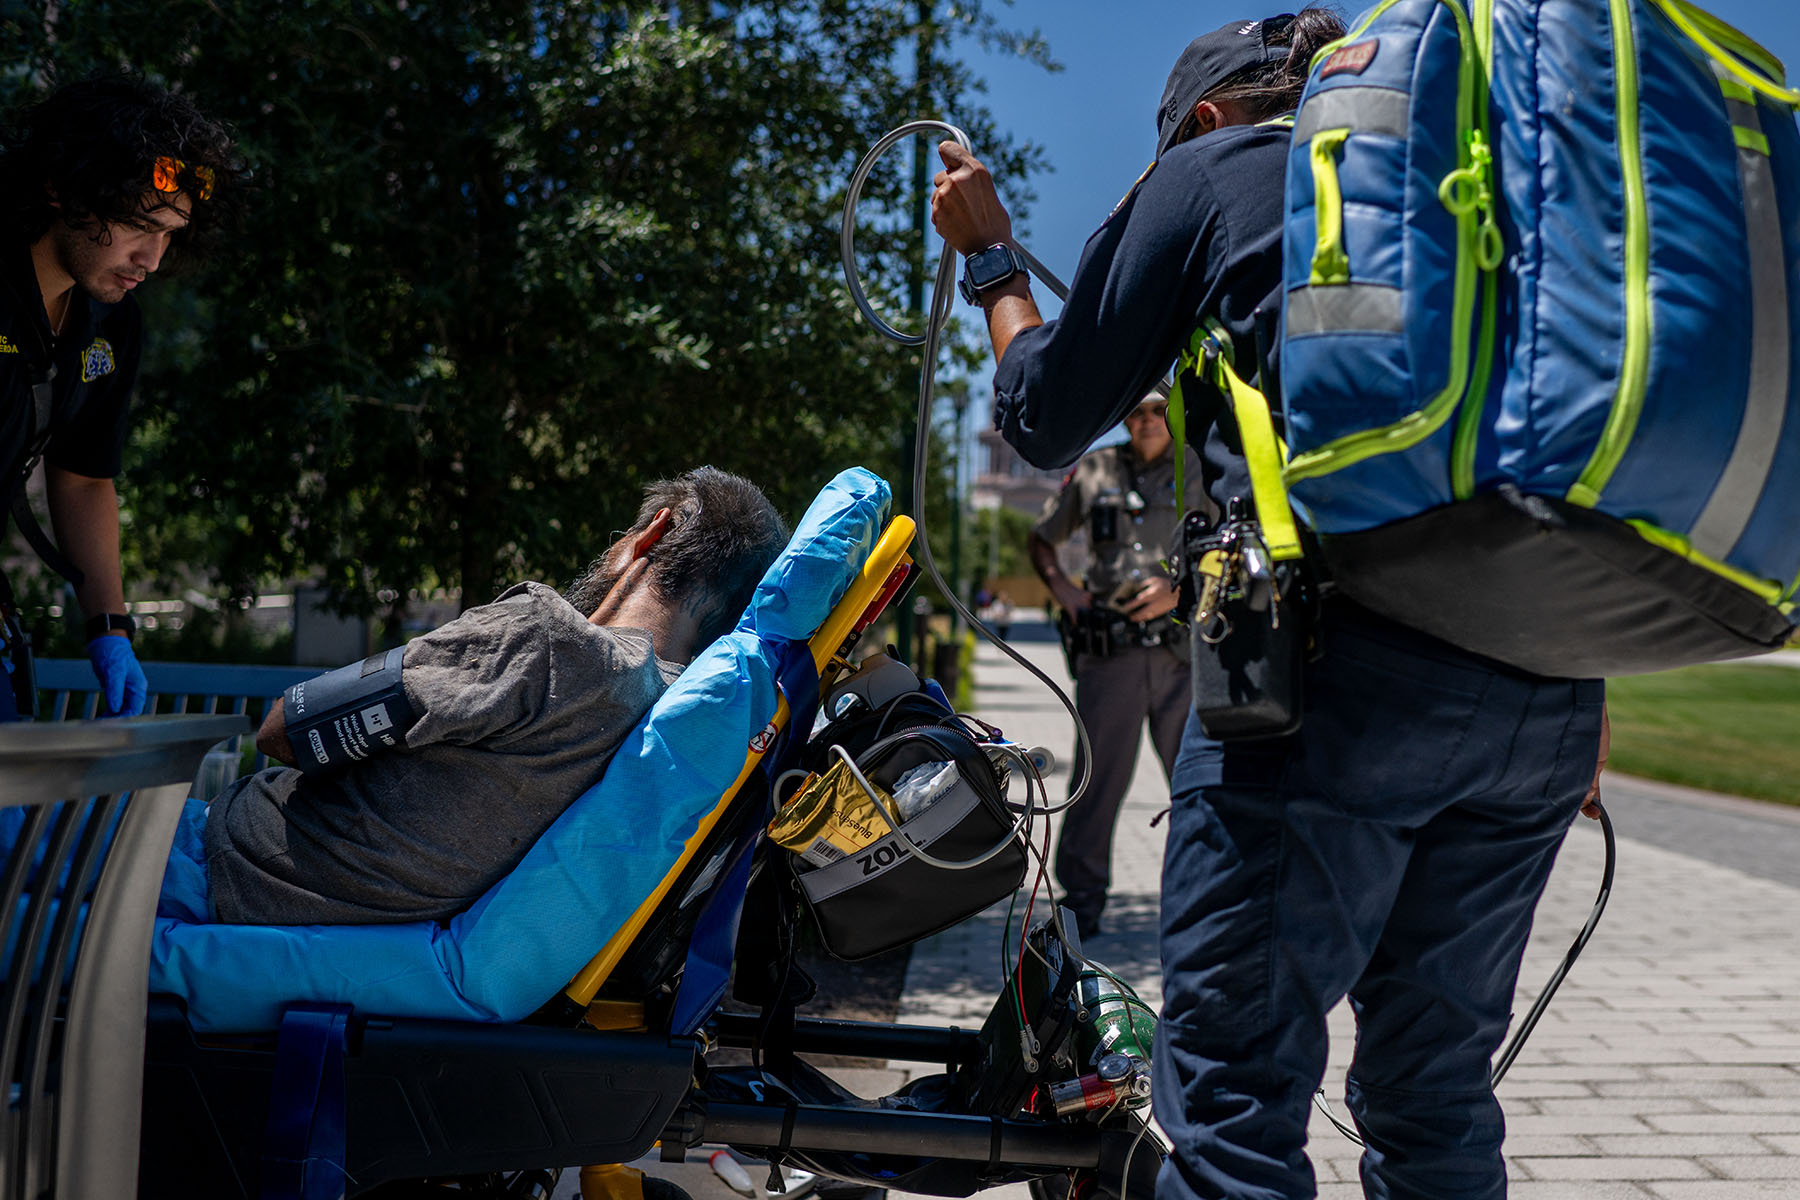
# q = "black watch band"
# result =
<box><xmin>959</xmin><ymin>243</ymin><xmax>1028</xmax><ymax>305</ymax></box>
<box><xmin>84</xmin><ymin>612</ymin><xmax>136</xmax><ymax>642</ymax></box>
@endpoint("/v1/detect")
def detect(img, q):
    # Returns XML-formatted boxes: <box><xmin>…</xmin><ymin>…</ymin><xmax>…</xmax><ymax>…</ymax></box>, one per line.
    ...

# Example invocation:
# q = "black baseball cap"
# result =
<box><xmin>1155</xmin><ymin>14</ymin><xmax>1296</xmax><ymax>158</ymax></box>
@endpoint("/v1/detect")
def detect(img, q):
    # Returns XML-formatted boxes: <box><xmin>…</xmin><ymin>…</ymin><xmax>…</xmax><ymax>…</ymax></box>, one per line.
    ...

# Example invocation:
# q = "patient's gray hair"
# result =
<box><xmin>565</xmin><ymin>467</ymin><xmax>789</xmax><ymax>647</ymax></box>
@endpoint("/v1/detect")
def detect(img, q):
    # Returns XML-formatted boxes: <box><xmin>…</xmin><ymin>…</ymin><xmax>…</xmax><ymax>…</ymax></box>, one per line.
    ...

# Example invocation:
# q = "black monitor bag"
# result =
<box><xmin>789</xmin><ymin>699</ymin><xmax>1026</xmax><ymax>961</ymax></box>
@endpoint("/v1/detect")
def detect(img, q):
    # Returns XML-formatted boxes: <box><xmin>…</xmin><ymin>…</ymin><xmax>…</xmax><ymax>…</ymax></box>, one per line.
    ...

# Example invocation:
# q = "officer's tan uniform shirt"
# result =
<box><xmin>1033</xmin><ymin>443</ymin><xmax>1205</xmax><ymax>606</ymax></box>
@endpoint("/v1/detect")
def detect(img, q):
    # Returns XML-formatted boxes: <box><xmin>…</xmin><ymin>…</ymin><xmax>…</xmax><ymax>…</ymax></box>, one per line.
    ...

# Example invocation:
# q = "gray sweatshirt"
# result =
<box><xmin>204</xmin><ymin>582</ymin><xmax>683</xmax><ymax>925</ymax></box>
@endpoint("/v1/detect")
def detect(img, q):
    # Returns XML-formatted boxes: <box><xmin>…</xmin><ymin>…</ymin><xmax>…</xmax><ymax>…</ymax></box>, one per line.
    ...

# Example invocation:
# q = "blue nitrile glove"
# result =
<box><xmin>87</xmin><ymin>635</ymin><xmax>148</xmax><ymax>717</ymax></box>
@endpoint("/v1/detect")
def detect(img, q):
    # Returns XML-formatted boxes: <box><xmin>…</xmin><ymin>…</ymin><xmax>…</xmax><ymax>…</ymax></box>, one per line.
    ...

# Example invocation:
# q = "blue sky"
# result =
<box><xmin>955</xmin><ymin>0</ymin><xmax>1800</xmax><ymax>320</ymax></box>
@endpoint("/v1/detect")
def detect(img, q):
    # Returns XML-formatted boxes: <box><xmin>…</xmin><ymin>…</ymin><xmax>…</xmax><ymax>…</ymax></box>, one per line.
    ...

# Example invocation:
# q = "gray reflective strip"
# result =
<box><xmin>1284</xmin><ymin>284</ymin><xmax>1404</xmax><ymax>337</ymax></box>
<box><xmin>1293</xmin><ymin>86</ymin><xmax>1410</xmax><ymax>146</ymax></box>
<box><xmin>1690</xmin><ymin>132</ymin><xmax>1789</xmax><ymax>559</ymax></box>
<box><xmin>1726</xmin><ymin>97</ymin><xmax>1763</xmax><ymax>136</ymax></box>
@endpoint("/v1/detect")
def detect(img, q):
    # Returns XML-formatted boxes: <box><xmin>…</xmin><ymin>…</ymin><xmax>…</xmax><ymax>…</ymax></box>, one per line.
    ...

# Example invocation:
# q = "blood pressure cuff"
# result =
<box><xmin>284</xmin><ymin>647</ymin><xmax>420</xmax><ymax>773</ymax></box>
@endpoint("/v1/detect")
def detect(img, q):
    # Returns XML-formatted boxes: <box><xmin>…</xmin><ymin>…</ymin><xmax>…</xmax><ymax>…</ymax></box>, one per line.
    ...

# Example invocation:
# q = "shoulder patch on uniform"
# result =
<box><xmin>0</xmin><ymin>334</ymin><xmax>20</xmax><ymax>355</ymax></box>
<box><xmin>1102</xmin><ymin>160</ymin><xmax>1159</xmax><ymax>227</ymax></box>
<box><xmin>80</xmin><ymin>338</ymin><xmax>116</xmax><ymax>382</ymax></box>
<box><xmin>1319</xmin><ymin>39</ymin><xmax>1378</xmax><ymax>79</ymax></box>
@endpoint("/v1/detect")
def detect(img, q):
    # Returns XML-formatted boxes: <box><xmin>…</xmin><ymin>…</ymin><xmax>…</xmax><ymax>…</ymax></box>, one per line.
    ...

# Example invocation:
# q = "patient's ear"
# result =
<box><xmin>588</xmin><ymin>508</ymin><xmax>677</xmax><ymax>625</ymax></box>
<box><xmin>629</xmin><ymin>508</ymin><xmax>675</xmax><ymax>560</ymax></box>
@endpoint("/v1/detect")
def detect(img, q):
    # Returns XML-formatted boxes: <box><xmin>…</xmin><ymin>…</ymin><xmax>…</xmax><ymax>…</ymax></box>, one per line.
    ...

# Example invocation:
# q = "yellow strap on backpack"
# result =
<box><xmin>1168</xmin><ymin>320</ymin><xmax>1305</xmax><ymax>562</ymax></box>
<box><xmin>1650</xmin><ymin>0</ymin><xmax>1800</xmax><ymax>109</ymax></box>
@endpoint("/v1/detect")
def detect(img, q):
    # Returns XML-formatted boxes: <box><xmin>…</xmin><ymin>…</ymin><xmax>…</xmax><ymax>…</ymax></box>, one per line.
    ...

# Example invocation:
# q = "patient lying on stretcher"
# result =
<box><xmin>202</xmin><ymin>468</ymin><xmax>788</xmax><ymax>927</ymax></box>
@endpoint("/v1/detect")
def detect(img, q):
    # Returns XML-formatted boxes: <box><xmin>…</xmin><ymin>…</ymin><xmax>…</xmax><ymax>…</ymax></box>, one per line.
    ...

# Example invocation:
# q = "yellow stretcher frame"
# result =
<box><xmin>563</xmin><ymin>516</ymin><xmax>918</xmax><ymax>1016</ymax></box>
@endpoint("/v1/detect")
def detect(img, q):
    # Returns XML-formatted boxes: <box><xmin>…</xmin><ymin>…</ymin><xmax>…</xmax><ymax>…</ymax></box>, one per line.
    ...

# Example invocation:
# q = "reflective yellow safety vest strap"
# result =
<box><xmin>1164</xmin><ymin>110</ymin><xmax>1302</xmax><ymax>561</ymax></box>
<box><xmin>1168</xmin><ymin>319</ymin><xmax>1306</xmax><ymax>562</ymax></box>
<box><xmin>1167</xmin><ymin>363</ymin><xmax>1192</xmax><ymax>516</ymax></box>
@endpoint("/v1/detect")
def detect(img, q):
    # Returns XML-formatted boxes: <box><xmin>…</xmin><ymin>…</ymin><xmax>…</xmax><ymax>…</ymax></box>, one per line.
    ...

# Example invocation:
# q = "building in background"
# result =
<box><xmin>971</xmin><ymin>422</ymin><xmax>1065</xmax><ymax>515</ymax></box>
<box><xmin>972</xmin><ymin>416</ymin><xmax>1082</xmax><ymax>610</ymax></box>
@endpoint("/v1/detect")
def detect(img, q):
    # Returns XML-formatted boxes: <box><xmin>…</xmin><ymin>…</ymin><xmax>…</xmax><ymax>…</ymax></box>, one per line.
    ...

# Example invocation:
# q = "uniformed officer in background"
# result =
<box><xmin>1028</xmin><ymin>394</ymin><xmax>1201</xmax><ymax>940</ymax></box>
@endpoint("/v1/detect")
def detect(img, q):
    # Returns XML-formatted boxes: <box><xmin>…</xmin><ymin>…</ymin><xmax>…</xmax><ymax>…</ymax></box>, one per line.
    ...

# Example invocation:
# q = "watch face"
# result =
<box><xmin>968</xmin><ymin>246</ymin><xmax>1017</xmax><ymax>289</ymax></box>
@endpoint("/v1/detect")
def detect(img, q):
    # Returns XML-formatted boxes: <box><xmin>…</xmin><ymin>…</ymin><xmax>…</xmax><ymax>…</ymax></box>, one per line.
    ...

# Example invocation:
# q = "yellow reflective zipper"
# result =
<box><xmin>1567</xmin><ymin>0</ymin><xmax>1653</xmax><ymax>507</ymax></box>
<box><xmin>1626</xmin><ymin>520</ymin><xmax>1786</xmax><ymax>604</ymax></box>
<box><xmin>1451</xmin><ymin>0</ymin><xmax>1501</xmax><ymax>500</ymax></box>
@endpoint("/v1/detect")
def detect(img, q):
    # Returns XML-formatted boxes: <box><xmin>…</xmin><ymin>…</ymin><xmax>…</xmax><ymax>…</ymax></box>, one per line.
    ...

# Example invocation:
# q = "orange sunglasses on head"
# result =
<box><xmin>152</xmin><ymin>155</ymin><xmax>215</xmax><ymax>201</ymax></box>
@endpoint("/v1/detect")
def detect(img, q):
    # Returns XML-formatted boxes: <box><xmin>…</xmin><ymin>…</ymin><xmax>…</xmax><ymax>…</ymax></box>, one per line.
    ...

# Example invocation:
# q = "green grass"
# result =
<box><xmin>1606</xmin><ymin>663</ymin><xmax>1800</xmax><ymax>806</ymax></box>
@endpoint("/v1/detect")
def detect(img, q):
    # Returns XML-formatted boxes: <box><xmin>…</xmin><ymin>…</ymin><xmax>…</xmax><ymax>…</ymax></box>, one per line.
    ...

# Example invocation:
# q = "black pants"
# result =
<box><xmin>1156</xmin><ymin>606</ymin><xmax>1604</xmax><ymax>1199</ymax></box>
<box><xmin>1053</xmin><ymin>643</ymin><xmax>1189</xmax><ymax>920</ymax></box>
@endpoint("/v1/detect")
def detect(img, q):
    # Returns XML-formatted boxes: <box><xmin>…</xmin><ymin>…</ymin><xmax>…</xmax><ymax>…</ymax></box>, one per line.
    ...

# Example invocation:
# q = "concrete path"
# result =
<box><xmin>893</xmin><ymin>618</ymin><xmax>1800</xmax><ymax>1199</ymax></box>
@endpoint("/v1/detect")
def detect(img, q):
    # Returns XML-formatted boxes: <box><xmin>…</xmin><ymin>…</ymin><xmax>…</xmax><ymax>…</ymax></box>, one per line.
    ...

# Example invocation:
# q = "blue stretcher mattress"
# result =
<box><xmin>149</xmin><ymin>467</ymin><xmax>890</xmax><ymax>1033</ymax></box>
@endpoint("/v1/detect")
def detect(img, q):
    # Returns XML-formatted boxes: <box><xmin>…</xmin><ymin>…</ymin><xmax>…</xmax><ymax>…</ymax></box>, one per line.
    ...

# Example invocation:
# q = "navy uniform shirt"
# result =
<box><xmin>0</xmin><ymin>239</ymin><xmax>141</xmax><ymax>494</ymax></box>
<box><xmin>992</xmin><ymin>121</ymin><xmax>1289</xmax><ymax>521</ymax></box>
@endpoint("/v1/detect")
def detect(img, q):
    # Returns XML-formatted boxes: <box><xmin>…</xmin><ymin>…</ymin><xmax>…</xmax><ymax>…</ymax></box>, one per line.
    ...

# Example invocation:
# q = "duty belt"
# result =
<box><xmin>1059</xmin><ymin>607</ymin><xmax>1185</xmax><ymax>659</ymax></box>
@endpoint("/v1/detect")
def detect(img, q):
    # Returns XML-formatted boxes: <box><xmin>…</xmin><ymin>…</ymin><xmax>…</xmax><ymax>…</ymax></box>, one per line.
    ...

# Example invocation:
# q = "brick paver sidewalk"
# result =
<box><xmin>897</xmin><ymin>619</ymin><xmax>1800</xmax><ymax>1199</ymax></box>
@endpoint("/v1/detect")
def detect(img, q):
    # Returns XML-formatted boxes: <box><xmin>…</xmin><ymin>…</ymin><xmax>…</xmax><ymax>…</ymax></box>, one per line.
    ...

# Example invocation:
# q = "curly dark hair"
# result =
<box><xmin>0</xmin><ymin>74</ymin><xmax>244</xmax><ymax>271</ymax></box>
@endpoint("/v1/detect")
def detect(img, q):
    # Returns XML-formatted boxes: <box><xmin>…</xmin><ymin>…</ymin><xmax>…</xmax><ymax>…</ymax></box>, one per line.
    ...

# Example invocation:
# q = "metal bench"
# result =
<box><xmin>34</xmin><ymin>659</ymin><xmax>319</xmax><ymax>800</ymax></box>
<box><xmin>0</xmin><ymin>713</ymin><xmax>248</xmax><ymax>1200</ymax></box>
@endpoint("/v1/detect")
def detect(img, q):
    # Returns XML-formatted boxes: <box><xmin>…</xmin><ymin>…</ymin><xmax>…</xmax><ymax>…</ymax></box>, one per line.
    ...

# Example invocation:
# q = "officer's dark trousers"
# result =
<box><xmin>1055</xmin><ymin>645</ymin><xmax>1189</xmax><ymax>924</ymax></box>
<box><xmin>1155</xmin><ymin>606</ymin><xmax>1604</xmax><ymax>1200</ymax></box>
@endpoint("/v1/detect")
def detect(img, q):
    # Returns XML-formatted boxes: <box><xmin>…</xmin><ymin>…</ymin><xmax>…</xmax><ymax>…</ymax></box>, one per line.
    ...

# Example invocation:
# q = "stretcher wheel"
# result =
<box><xmin>1028</xmin><ymin>1127</ymin><xmax>1163</xmax><ymax>1200</ymax></box>
<box><xmin>1030</xmin><ymin>1170</ymin><xmax>1148</xmax><ymax>1200</ymax></box>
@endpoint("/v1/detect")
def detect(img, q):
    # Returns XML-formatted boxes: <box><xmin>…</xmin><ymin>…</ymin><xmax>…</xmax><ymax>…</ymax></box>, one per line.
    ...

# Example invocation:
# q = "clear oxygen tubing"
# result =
<box><xmin>839</xmin><ymin>118</ymin><xmax>1093</xmax><ymax>819</ymax></box>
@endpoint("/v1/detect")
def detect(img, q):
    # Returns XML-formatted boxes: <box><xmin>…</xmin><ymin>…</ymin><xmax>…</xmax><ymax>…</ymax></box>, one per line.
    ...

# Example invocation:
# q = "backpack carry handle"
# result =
<box><xmin>1651</xmin><ymin>0</ymin><xmax>1800</xmax><ymax>108</ymax></box>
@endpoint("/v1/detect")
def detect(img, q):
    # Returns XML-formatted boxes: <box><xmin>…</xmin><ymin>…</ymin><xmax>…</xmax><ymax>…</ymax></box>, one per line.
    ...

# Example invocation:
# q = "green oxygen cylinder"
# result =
<box><xmin>1073</xmin><ymin>970</ymin><xmax>1155</xmax><ymax>1072</ymax></box>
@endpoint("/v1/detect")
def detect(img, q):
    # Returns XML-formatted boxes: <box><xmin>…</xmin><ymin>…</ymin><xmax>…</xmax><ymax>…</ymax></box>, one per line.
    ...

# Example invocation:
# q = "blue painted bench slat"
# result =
<box><xmin>34</xmin><ymin>658</ymin><xmax>321</xmax><ymax>794</ymax></box>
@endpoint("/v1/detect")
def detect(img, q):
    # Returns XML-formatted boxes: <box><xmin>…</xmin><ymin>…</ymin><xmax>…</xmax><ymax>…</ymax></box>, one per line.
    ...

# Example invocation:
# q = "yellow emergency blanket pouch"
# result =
<box><xmin>769</xmin><ymin>762</ymin><xmax>901</xmax><ymax>869</ymax></box>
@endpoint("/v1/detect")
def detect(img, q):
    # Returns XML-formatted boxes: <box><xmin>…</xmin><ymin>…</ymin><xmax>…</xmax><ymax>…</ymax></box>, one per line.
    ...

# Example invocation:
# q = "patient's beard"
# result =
<box><xmin>565</xmin><ymin>557</ymin><xmax>624</xmax><ymax>618</ymax></box>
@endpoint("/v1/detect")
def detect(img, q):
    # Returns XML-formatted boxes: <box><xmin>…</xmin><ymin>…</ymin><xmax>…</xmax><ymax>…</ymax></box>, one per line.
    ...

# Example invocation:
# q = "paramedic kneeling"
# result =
<box><xmin>931</xmin><ymin>11</ymin><xmax>1609</xmax><ymax>1200</ymax></box>
<box><xmin>203</xmin><ymin>467</ymin><xmax>788</xmax><ymax>926</ymax></box>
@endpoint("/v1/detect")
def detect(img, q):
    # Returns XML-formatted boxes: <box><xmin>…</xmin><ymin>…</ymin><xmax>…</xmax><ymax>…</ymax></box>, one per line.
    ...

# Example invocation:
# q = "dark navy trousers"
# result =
<box><xmin>1154</xmin><ymin>603</ymin><xmax>1604</xmax><ymax>1200</ymax></box>
<box><xmin>1056</xmin><ymin>644</ymin><xmax>1189</xmax><ymax>924</ymax></box>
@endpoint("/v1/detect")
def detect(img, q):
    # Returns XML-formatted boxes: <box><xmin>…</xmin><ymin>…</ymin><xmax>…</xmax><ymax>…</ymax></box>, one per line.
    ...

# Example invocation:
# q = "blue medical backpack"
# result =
<box><xmin>1258</xmin><ymin>0</ymin><xmax>1800</xmax><ymax>676</ymax></box>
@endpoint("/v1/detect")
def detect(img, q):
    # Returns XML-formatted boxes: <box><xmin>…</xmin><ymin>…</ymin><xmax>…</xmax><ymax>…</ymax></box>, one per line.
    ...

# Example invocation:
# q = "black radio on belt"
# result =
<box><xmin>1056</xmin><ymin>607</ymin><xmax>1185</xmax><ymax>664</ymax></box>
<box><xmin>1179</xmin><ymin>498</ymin><xmax>1313</xmax><ymax>740</ymax></box>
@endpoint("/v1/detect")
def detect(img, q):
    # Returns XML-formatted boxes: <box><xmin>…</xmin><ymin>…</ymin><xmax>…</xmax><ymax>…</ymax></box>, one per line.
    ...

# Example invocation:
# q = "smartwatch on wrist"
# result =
<box><xmin>959</xmin><ymin>243</ymin><xmax>1029</xmax><ymax>305</ymax></box>
<box><xmin>84</xmin><ymin>613</ymin><xmax>136</xmax><ymax>642</ymax></box>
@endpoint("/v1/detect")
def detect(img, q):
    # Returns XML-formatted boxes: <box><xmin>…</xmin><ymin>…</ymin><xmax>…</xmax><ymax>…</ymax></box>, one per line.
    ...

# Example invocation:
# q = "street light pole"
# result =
<box><xmin>949</xmin><ymin>391</ymin><xmax>967</xmax><ymax>629</ymax></box>
<box><xmin>897</xmin><ymin>0</ymin><xmax>934</xmax><ymax>670</ymax></box>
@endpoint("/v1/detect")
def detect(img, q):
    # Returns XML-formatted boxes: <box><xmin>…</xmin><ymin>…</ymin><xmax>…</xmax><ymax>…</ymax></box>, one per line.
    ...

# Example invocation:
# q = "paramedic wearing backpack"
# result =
<box><xmin>932</xmin><ymin>12</ymin><xmax>1608</xmax><ymax>1200</ymax></box>
<box><xmin>0</xmin><ymin>77</ymin><xmax>239</xmax><ymax>719</ymax></box>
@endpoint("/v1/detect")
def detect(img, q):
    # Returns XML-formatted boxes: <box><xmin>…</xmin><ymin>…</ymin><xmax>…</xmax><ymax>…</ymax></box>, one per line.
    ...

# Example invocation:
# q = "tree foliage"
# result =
<box><xmin>2</xmin><ymin>0</ymin><xmax>1050</xmax><ymax>613</ymax></box>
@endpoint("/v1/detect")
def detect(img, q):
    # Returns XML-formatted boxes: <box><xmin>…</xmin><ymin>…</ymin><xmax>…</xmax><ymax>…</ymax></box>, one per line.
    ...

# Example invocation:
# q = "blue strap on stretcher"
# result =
<box><xmin>262</xmin><ymin>1004</ymin><xmax>352</xmax><ymax>1200</ymax></box>
<box><xmin>669</xmin><ymin>636</ymin><xmax>819</xmax><ymax>1038</ymax></box>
